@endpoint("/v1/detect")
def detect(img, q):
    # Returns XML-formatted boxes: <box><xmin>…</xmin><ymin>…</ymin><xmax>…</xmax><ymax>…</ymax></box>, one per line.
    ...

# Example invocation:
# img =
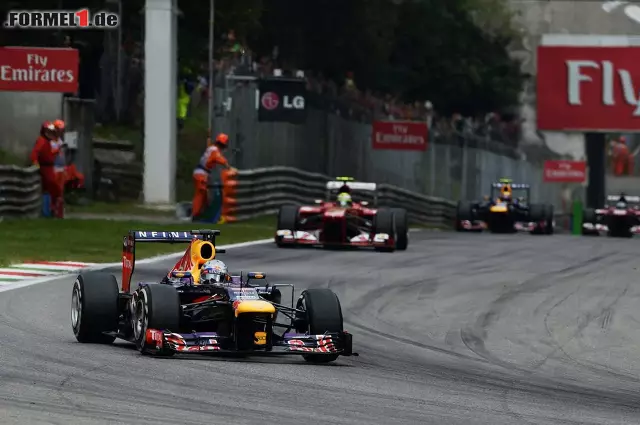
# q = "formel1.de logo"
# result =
<box><xmin>3</xmin><ymin>9</ymin><xmax>119</xmax><ymax>29</ymax></box>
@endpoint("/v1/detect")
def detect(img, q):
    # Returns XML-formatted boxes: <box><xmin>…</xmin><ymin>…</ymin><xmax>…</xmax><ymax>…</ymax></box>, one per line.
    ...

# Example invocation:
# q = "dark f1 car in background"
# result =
<box><xmin>275</xmin><ymin>177</ymin><xmax>408</xmax><ymax>252</ymax></box>
<box><xmin>455</xmin><ymin>179</ymin><xmax>554</xmax><ymax>234</ymax></box>
<box><xmin>582</xmin><ymin>194</ymin><xmax>640</xmax><ymax>237</ymax></box>
<box><xmin>71</xmin><ymin>230</ymin><xmax>356</xmax><ymax>362</ymax></box>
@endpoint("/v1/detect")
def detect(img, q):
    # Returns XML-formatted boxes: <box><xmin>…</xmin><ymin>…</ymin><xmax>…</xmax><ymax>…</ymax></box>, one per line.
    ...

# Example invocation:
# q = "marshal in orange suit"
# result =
<box><xmin>192</xmin><ymin>132</ymin><xmax>237</xmax><ymax>218</ymax></box>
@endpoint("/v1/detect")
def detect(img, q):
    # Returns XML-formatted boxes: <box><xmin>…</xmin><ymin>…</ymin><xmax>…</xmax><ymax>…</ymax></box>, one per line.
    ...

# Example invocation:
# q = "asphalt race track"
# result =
<box><xmin>2</xmin><ymin>231</ymin><xmax>640</xmax><ymax>424</ymax></box>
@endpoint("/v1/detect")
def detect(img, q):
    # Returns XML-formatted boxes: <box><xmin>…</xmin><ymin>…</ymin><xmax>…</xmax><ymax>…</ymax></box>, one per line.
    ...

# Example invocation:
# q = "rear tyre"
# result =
<box><xmin>133</xmin><ymin>284</ymin><xmax>180</xmax><ymax>356</ymax></box>
<box><xmin>297</xmin><ymin>288</ymin><xmax>343</xmax><ymax>364</ymax></box>
<box><xmin>276</xmin><ymin>205</ymin><xmax>299</xmax><ymax>247</ymax></box>
<box><xmin>71</xmin><ymin>272</ymin><xmax>119</xmax><ymax>344</ymax></box>
<box><xmin>391</xmin><ymin>208</ymin><xmax>408</xmax><ymax>250</ymax></box>
<box><xmin>373</xmin><ymin>208</ymin><xmax>395</xmax><ymax>252</ymax></box>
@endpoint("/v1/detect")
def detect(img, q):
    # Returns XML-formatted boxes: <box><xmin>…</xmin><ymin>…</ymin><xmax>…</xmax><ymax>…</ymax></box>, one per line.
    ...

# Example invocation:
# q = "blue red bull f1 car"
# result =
<box><xmin>70</xmin><ymin>229</ymin><xmax>356</xmax><ymax>363</ymax></box>
<box><xmin>455</xmin><ymin>179</ymin><xmax>554</xmax><ymax>234</ymax></box>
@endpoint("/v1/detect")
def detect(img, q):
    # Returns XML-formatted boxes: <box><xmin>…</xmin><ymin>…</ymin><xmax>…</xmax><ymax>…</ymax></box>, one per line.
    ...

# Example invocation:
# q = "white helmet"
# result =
<box><xmin>201</xmin><ymin>260</ymin><xmax>228</xmax><ymax>284</ymax></box>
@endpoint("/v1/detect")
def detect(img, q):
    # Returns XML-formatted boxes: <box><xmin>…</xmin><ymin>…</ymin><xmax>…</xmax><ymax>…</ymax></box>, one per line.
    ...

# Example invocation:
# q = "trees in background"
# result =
<box><xmin>0</xmin><ymin>0</ymin><xmax>524</xmax><ymax>116</ymax></box>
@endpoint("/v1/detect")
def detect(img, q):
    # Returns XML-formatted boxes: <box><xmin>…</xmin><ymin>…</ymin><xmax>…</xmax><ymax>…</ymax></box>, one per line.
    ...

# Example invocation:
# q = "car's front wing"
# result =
<box><xmin>582</xmin><ymin>222</ymin><xmax>640</xmax><ymax>235</ymax></box>
<box><xmin>275</xmin><ymin>229</ymin><xmax>393</xmax><ymax>248</ymax></box>
<box><xmin>144</xmin><ymin>328</ymin><xmax>357</xmax><ymax>356</ymax></box>
<box><xmin>458</xmin><ymin>219</ymin><xmax>551</xmax><ymax>232</ymax></box>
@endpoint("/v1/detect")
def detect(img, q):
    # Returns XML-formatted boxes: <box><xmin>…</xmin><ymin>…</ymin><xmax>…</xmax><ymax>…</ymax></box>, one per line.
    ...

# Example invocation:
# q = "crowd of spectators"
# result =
<box><xmin>204</xmin><ymin>31</ymin><xmax>522</xmax><ymax>147</ymax></box>
<box><xmin>92</xmin><ymin>29</ymin><xmax>521</xmax><ymax>148</ymax></box>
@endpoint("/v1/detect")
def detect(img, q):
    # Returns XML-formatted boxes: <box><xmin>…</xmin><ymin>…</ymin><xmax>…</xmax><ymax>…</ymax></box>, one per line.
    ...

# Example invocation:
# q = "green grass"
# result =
<box><xmin>0</xmin><ymin>148</ymin><xmax>26</xmax><ymax>166</ymax></box>
<box><xmin>66</xmin><ymin>201</ymin><xmax>175</xmax><ymax>217</ymax></box>
<box><xmin>93</xmin><ymin>124</ymin><xmax>143</xmax><ymax>148</ymax></box>
<box><xmin>0</xmin><ymin>215</ymin><xmax>275</xmax><ymax>266</ymax></box>
<box><xmin>94</xmin><ymin>105</ymin><xmax>209</xmax><ymax>202</ymax></box>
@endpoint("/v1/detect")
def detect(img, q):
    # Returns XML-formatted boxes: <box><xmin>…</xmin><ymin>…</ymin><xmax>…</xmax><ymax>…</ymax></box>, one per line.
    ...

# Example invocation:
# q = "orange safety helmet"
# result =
<box><xmin>215</xmin><ymin>133</ymin><xmax>229</xmax><ymax>146</ymax></box>
<box><xmin>53</xmin><ymin>119</ymin><xmax>65</xmax><ymax>130</ymax></box>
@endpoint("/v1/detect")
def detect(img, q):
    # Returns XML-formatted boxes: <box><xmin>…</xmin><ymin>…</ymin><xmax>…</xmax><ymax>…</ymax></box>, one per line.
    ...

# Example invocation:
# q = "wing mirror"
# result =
<box><xmin>314</xmin><ymin>199</ymin><xmax>323</xmax><ymax>204</ymax></box>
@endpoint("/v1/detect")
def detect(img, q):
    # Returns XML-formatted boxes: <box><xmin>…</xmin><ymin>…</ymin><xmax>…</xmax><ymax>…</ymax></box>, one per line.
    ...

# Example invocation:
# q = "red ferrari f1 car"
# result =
<box><xmin>71</xmin><ymin>229</ymin><xmax>356</xmax><ymax>362</ymax></box>
<box><xmin>275</xmin><ymin>178</ymin><xmax>408</xmax><ymax>252</ymax></box>
<box><xmin>582</xmin><ymin>194</ymin><xmax>640</xmax><ymax>237</ymax></box>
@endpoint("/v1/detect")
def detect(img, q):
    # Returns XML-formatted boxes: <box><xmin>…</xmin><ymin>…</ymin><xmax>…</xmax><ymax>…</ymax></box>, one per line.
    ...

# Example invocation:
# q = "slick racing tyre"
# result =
<box><xmin>455</xmin><ymin>201</ymin><xmax>474</xmax><ymax>231</ymax></box>
<box><xmin>373</xmin><ymin>208</ymin><xmax>396</xmax><ymax>252</ymax></box>
<box><xmin>529</xmin><ymin>204</ymin><xmax>554</xmax><ymax>235</ymax></box>
<box><xmin>276</xmin><ymin>205</ymin><xmax>299</xmax><ymax>247</ymax></box>
<box><xmin>544</xmin><ymin>204</ymin><xmax>554</xmax><ymax>235</ymax></box>
<box><xmin>133</xmin><ymin>284</ymin><xmax>180</xmax><ymax>356</ymax></box>
<box><xmin>391</xmin><ymin>207</ymin><xmax>409</xmax><ymax>250</ymax></box>
<box><xmin>71</xmin><ymin>272</ymin><xmax>119</xmax><ymax>344</ymax></box>
<box><xmin>296</xmin><ymin>289</ymin><xmax>343</xmax><ymax>364</ymax></box>
<box><xmin>582</xmin><ymin>208</ymin><xmax>599</xmax><ymax>236</ymax></box>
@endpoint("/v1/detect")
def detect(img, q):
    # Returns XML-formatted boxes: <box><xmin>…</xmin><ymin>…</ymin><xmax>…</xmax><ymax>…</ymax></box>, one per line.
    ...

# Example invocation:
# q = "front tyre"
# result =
<box><xmin>296</xmin><ymin>288</ymin><xmax>344</xmax><ymax>363</ymax></box>
<box><xmin>276</xmin><ymin>205</ymin><xmax>300</xmax><ymax>247</ymax></box>
<box><xmin>71</xmin><ymin>272</ymin><xmax>119</xmax><ymax>344</ymax></box>
<box><xmin>373</xmin><ymin>208</ymin><xmax>396</xmax><ymax>252</ymax></box>
<box><xmin>392</xmin><ymin>208</ymin><xmax>409</xmax><ymax>250</ymax></box>
<box><xmin>133</xmin><ymin>284</ymin><xmax>180</xmax><ymax>356</ymax></box>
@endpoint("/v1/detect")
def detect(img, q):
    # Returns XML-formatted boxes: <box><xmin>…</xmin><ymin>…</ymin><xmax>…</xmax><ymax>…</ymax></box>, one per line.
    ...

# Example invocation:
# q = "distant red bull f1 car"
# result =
<box><xmin>275</xmin><ymin>177</ymin><xmax>408</xmax><ymax>252</ymax></box>
<box><xmin>71</xmin><ymin>229</ymin><xmax>356</xmax><ymax>362</ymax></box>
<box><xmin>582</xmin><ymin>194</ymin><xmax>640</xmax><ymax>237</ymax></box>
<box><xmin>455</xmin><ymin>179</ymin><xmax>554</xmax><ymax>234</ymax></box>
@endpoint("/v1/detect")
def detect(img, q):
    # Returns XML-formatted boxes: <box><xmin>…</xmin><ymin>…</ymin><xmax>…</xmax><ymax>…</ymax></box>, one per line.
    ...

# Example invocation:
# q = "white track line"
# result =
<box><xmin>0</xmin><ymin>238</ymin><xmax>273</xmax><ymax>293</ymax></box>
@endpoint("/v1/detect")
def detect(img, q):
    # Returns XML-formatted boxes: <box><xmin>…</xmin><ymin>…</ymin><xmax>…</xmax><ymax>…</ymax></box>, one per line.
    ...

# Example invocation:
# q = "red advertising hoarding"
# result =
<box><xmin>543</xmin><ymin>160</ymin><xmax>586</xmax><ymax>183</ymax></box>
<box><xmin>537</xmin><ymin>45</ymin><xmax>640</xmax><ymax>132</ymax></box>
<box><xmin>372</xmin><ymin>120</ymin><xmax>428</xmax><ymax>151</ymax></box>
<box><xmin>0</xmin><ymin>47</ymin><xmax>79</xmax><ymax>93</ymax></box>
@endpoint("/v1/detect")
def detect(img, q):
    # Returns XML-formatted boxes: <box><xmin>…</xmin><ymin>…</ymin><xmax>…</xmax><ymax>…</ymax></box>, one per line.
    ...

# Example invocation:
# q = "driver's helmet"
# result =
<box><xmin>337</xmin><ymin>192</ymin><xmax>352</xmax><ymax>207</ymax></box>
<box><xmin>201</xmin><ymin>260</ymin><xmax>229</xmax><ymax>284</ymax></box>
<box><xmin>616</xmin><ymin>201</ymin><xmax>627</xmax><ymax>209</ymax></box>
<box><xmin>499</xmin><ymin>185</ymin><xmax>512</xmax><ymax>202</ymax></box>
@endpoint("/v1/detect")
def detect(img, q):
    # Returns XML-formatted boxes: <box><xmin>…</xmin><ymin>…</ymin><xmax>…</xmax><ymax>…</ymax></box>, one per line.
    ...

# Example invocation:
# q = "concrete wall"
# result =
<box><xmin>0</xmin><ymin>92</ymin><xmax>63</xmax><ymax>161</ymax></box>
<box><xmin>507</xmin><ymin>0</ymin><xmax>640</xmax><ymax>159</ymax></box>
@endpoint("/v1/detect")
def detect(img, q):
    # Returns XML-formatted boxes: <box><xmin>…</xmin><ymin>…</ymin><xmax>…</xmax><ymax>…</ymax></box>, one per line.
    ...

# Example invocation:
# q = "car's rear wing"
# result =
<box><xmin>491</xmin><ymin>182</ymin><xmax>530</xmax><ymax>189</ymax></box>
<box><xmin>606</xmin><ymin>195</ymin><xmax>640</xmax><ymax>203</ymax></box>
<box><xmin>325</xmin><ymin>179</ymin><xmax>377</xmax><ymax>205</ymax></box>
<box><xmin>325</xmin><ymin>181</ymin><xmax>377</xmax><ymax>191</ymax></box>
<box><xmin>122</xmin><ymin>229</ymin><xmax>225</xmax><ymax>293</ymax></box>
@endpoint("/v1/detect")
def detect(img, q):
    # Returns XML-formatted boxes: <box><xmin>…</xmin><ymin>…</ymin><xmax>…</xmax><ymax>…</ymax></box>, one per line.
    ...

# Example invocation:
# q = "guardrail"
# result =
<box><xmin>0</xmin><ymin>163</ymin><xmax>565</xmax><ymax>230</ymax></box>
<box><xmin>227</xmin><ymin>166</ymin><xmax>457</xmax><ymax>227</ymax></box>
<box><xmin>0</xmin><ymin>165</ymin><xmax>41</xmax><ymax>218</ymax></box>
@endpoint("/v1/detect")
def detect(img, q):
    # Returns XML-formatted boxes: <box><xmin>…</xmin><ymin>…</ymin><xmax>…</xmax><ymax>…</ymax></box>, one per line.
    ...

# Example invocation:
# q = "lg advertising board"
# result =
<box><xmin>371</xmin><ymin>121</ymin><xmax>428</xmax><ymax>151</ymax></box>
<box><xmin>537</xmin><ymin>44</ymin><xmax>640</xmax><ymax>132</ymax></box>
<box><xmin>257</xmin><ymin>78</ymin><xmax>307</xmax><ymax>124</ymax></box>
<box><xmin>0</xmin><ymin>46</ymin><xmax>79</xmax><ymax>93</ymax></box>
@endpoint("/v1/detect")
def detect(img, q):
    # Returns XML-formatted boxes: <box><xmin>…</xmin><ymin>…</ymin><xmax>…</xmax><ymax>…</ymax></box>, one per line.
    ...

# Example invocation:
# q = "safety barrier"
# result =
<box><xmin>220</xmin><ymin>166</ymin><xmax>457</xmax><ymax>227</ymax></box>
<box><xmin>0</xmin><ymin>165</ymin><xmax>41</xmax><ymax>218</ymax></box>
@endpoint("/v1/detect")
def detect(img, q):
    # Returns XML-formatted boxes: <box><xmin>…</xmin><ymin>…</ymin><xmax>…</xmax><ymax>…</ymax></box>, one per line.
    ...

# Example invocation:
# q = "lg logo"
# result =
<box><xmin>602</xmin><ymin>1</ymin><xmax>640</xmax><ymax>25</ymax></box>
<box><xmin>260</xmin><ymin>91</ymin><xmax>305</xmax><ymax>110</ymax></box>
<box><xmin>261</xmin><ymin>92</ymin><xmax>279</xmax><ymax>110</ymax></box>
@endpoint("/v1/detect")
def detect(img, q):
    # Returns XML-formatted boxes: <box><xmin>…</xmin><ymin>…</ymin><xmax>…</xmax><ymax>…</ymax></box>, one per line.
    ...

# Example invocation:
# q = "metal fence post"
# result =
<box><xmin>460</xmin><ymin>137</ymin><xmax>467</xmax><ymax>201</ymax></box>
<box><xmin>429</xmin><ymin>141</ymin><xmax>436</xmax><ymax>196</ymax></box>
<box><xmin>64</xmin><ymin>97</ymin><xmax>96</xmax><ymax>199</ymax></box>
